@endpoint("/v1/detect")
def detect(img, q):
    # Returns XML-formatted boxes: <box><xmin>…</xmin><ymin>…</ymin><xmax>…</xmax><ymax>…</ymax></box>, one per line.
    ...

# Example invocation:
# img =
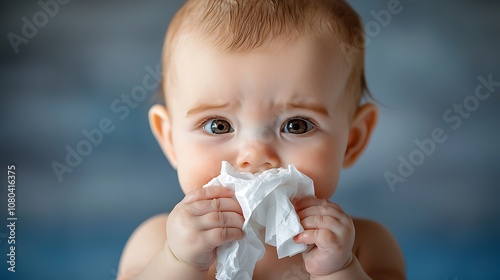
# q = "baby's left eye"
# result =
<box><xmin>282</xmin><ymin>118</ymin><xmax>315</xmax><ymax>134</ymax></box>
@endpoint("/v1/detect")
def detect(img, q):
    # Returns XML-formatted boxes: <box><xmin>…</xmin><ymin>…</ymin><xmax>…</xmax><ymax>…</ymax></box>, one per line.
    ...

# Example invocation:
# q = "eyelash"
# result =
<box><xmin>284</xmin><ymin>115</ymin><xmax>319</xmax><ymax>129</ymax></box>
<box><xmin>198</xmin><ymin>114</ymin><xmax>230</xmax><ymax>129</ymax></box>
<box><xmin>198</xmin><ymin>115</ymin><xmax>319</xmax><ymax>133</ymax></box>
<box><xmin>281</xmin><ymin>116</ymin><xmax>318</xmax><ymax>135</ymax></box>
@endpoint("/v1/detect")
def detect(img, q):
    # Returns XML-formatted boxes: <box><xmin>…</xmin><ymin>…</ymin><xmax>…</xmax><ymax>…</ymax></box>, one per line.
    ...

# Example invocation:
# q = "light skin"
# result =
<box><xmin>118</xmin><ymin>36</ymin><xmax>406</xmax><ymax>280</ymax></box>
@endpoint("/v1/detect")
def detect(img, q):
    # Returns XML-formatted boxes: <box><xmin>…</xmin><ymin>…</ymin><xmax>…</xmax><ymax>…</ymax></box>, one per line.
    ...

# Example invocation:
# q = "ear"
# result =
<box><xmin>343</xmin><ymin>103</ymin><xmax>378</xmax><ymax>168</ymax></box>
<box><xmin>149</xmin><ymin>104</ymin><xmax>177</xmax><ymax>169</ymax></box>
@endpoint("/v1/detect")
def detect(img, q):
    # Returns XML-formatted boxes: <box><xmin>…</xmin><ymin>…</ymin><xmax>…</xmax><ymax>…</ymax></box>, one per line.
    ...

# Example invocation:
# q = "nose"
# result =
<box><xmin>236</xmin><ymin>135</ymin><xmax>280</xmax><ymax>173</ymax></box>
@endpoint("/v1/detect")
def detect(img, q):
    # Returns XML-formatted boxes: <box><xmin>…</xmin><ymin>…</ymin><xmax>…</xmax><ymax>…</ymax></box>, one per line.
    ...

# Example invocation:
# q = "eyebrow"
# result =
<box><xmin>284</xmin><ymin>102</ymin><xmax>330</xmax><ymax>117</ymax></box>
<box><xmin>186</xmin><ymin>102</ymin><xmax>231</xmax><ymax>116</ymax></box>
<box><xmin>185</xmin><ymin>101</ymin><xmax>329</xmax><ymax>117</ymax></box>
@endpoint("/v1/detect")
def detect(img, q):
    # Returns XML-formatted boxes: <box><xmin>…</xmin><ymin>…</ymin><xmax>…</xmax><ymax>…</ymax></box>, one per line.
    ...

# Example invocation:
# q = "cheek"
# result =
<box><xmin>173</xmin><ymin>134</ymin><xmax>232</xmax><ymax>194</ymax></box>
<box><xmin>287</xmin><ymin>138</ymin><xmax>346</xmax><ymax>199</ymax></box>
<box><xmin>298</xmin><ymin>154</ymin><xmax>343</xmax><ymax>199</ymax></box>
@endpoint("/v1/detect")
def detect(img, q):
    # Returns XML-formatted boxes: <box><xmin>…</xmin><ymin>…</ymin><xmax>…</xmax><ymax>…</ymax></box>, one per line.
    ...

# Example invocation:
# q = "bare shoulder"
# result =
<box><xmin>352</xmin><ymin>218</ymin><xmax>406</xmax><ymax>280</ymax></box>
<box><xmin>118</xmin><ymin>214</ymin><xmax>169</xmax><ymax>280</ymax></box>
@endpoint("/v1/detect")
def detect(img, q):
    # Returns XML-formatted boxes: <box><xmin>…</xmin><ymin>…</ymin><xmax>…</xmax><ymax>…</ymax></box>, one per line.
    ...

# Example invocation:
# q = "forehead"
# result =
<box><xmin>166</xmin><ymin>35</ymin><xmax>350</xmax><ymax>111</ymax></box>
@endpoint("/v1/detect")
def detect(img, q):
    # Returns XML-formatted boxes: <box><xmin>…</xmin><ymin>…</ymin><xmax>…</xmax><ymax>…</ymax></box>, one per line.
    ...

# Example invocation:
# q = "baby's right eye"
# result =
<box><xmin>202</xmin><ymin>119</ymin><xmax>234</xmax><ymax>134</ymax></box>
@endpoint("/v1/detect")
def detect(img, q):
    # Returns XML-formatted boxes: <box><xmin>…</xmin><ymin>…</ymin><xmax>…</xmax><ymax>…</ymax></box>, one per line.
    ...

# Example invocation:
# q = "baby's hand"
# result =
<box><xmin>166</xmin><ymin>186</ymin><xmax>244</xmax><ymax>271</ymax></box>
<box><xmin>293</xmin><ymin>198</ymin><xmax>355</xmax><ymax>278</ymax></box>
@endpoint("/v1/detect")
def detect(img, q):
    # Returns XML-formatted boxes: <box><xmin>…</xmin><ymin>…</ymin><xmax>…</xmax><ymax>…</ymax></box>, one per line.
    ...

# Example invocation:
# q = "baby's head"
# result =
<box><xmin>160</xmin><ymin>0</ymin><xmax>368</xmax><ymax>109</ymax></box>
<box><xmin>150</xmin><ymin>0</ymin><xmax>378</xmax><ymax>199</ymax></box>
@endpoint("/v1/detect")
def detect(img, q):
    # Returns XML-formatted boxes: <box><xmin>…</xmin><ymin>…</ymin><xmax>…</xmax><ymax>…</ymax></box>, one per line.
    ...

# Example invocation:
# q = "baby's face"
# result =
<box><xmin>159</xmin><ymin>37</ymin><xmax>357</xmax><ymax>199</ymax></box>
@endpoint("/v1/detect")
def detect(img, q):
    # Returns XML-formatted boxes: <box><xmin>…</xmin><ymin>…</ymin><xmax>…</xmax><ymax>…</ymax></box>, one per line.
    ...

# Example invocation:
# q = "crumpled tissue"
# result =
<box><xmin>203</xmin><ymin>161</ymin><xmax>315</xmax><ymax>280</ymax></box>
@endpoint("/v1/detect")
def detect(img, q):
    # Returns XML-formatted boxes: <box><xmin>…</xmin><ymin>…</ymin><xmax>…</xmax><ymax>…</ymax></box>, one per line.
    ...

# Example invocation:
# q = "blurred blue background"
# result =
<box><xmin>1</xmin><ymin>0</ymin><xmax>499</xmax><ymax>279</ymax></box>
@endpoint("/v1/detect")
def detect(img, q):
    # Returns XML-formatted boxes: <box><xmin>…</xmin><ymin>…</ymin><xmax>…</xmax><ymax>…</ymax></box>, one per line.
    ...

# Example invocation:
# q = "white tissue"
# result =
<box><xmin>203</xmin><ymin>161</ymin><xmax>315</xmax><ymax>280</ymax></box>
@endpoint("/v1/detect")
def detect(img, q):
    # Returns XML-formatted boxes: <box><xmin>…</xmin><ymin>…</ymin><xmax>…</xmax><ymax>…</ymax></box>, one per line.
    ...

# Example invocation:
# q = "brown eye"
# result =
<box><xmin>282</xmin><ymin>118</ymin><xmax>314</xmax><ymax>134</ymax></box>
<box><xmin>203</xmin><ymin>119</ymin><xmax>234</xmax><ymax>134</ymax></box>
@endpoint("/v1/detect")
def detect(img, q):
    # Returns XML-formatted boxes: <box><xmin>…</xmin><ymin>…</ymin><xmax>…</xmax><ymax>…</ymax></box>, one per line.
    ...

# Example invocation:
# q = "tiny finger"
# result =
<box><xmin>297</xmin><ymin>205</ymin><xmax>346</xmax><ymax>222</ymax></box>
<box><xmin>196</xmin><ymin>211</ymin><xmax>244</xmax><ymax>230</ymax></box>
<box><xmin>204</xmin><ymin>227</ymin><xmax>244</xmax><ymax>248</ymax></box>
<box><xmin>190</xmin><ymin>197</ymin><xmax>242</xmax><ymax>216</ymax></box>
<box><xmin>294</xmin><ymin>229</ymin><xmax>339</xmax><ymax>249</ymax></box>
<box><xmin>183</xmin><ymin>186</ymin><xmax>234</xmax><ymax>204</ymax></box>
<box><xmin>300</xmin><ymin>215</ymin><xmax>342</xmax><ymax>231</ymax></box>
<box><xmin>294</xmin><ymin>198</ymin><xmax>343</xmax><ymax>213</ymax></box>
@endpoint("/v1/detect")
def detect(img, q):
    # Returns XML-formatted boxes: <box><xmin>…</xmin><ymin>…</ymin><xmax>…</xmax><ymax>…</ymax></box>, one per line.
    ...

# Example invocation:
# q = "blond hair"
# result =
<box><xmin>159</xmin><ymin>0</ymin><xmax>368</xmax><ymax>105</ymax></box>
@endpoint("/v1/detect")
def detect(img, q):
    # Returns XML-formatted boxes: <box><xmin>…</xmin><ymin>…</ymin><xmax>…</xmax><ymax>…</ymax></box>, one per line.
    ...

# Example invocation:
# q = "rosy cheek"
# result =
<box><xmin>291</xmin><ymin>149</ymin><xmax>342</xmax><ymax>199</ymax></box>
<box><xmin>176</xmin><ymin>140</ymin><xmax>234</xmax><ymax>193</ymax></box>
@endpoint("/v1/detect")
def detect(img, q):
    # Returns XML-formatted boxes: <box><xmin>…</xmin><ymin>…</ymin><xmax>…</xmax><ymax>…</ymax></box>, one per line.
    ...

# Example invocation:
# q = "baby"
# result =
<box><xmin>118</xmin><ymin>0</ymin><xmax>405</xmax><ymax>279</ymax></box>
